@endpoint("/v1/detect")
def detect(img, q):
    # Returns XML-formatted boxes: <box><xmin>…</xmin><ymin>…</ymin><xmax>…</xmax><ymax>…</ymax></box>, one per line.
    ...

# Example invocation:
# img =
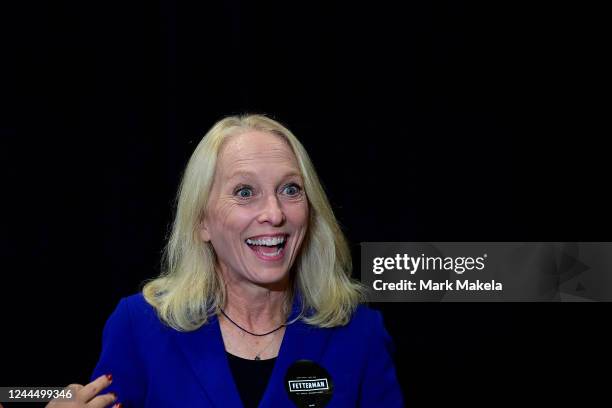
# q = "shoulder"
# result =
<box><xmin>111</xmin><ymin>292</ymin><xmax>158</xmax><ymax>320</ymax></box>
<box><xmin>351</xmin><ymin>303</ymin><xmax>383</xmax><ymax>321</ymax></box>
<box><xmin>332</xmin><ymin>303</ymin><xmax>392</xmax><ymax>346</ymax></box>
<box><xmin>103</xmin><ymin>292</ymin><xmax>169</xmax><ymax>337</ymax></box>
<box><xmin>347</xmin><ymin>303</ymin><xmax>387</xmax><ymax>330</ymax></box>
<box><xmin>121</xmin><ymin>292</ymin><xmax>158</xmax><ymax>317</ymax></box>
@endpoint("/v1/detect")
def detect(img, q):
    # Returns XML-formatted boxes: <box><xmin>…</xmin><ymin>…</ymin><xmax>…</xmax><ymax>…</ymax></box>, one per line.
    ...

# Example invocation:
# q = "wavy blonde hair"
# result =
<box><xmin>143</xmin><ymin>114</ymin><xmax>366</xmax><ymax>331</ymax></box>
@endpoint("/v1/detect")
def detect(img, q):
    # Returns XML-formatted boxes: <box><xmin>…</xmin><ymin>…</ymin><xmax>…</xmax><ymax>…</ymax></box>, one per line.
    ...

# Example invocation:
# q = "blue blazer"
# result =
<box><xmin>91</xmin><ymin>293</ymin><xmax>404</xmax><ymax>407</ymax></box>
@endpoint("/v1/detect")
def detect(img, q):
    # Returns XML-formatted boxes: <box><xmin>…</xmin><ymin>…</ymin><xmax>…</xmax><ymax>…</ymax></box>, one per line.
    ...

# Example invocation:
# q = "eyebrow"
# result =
<box><xmin>227</xmin><ymin>170</ymin><xmax>303</xmax><ymax>181</ymax></box>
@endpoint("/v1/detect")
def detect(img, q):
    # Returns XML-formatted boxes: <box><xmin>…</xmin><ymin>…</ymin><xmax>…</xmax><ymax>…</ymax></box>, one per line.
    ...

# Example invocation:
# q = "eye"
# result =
<box><xmin>282</xmin><ymin>183</ymin><xmax>302</xmax><ymax>196</ymax></box>
<box><xmin>234</xmin><ymin>186</ymin><xmax>254</xmax><ymax>199</ymax></box>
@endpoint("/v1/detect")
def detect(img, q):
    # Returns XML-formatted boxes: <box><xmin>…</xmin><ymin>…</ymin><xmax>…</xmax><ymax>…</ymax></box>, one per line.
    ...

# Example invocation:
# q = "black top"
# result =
<box><xmin>226</xmin><ymin>352</ymin><xmax>277</xmax><ymax>408</ymax></box>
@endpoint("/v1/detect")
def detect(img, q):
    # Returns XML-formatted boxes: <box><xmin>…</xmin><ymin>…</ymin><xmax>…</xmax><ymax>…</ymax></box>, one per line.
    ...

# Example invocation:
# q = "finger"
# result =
<box><xmin>47</xmin><ymin>384</ymin><xmax>83</xmax><ymax>406</ymax></box>
<box><xmin>66</xmin><ymin>383</ymin><xmax>84</xmax><ymax>394</ymax></box>
<box><xmin>87</xmin><ymin>392</ymin><xmax>118</xmax><ymax>408</ymax></box>
<box><xmin>78</xmin><ymin>374</ymin><xmax>113</xmax><ymax>402</ymax></box>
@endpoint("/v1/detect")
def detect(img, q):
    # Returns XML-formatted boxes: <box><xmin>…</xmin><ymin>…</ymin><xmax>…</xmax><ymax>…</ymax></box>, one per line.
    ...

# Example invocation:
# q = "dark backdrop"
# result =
<box><xmin>2</xmin><ymin>1</ymin><xmax>609</xmax><ymax>406</ymax></box>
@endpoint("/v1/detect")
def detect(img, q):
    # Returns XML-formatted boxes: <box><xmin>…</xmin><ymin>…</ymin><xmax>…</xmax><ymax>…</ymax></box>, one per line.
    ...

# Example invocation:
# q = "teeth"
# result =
<box><xmin>259</xmin><ymin>247</ymin><xmax>283</xmax><ymax>257</ymax></box>
<box><xmin>246</xmin><ymin>236</ymin><xmax>286</xmax><ymax>246</ymax></box>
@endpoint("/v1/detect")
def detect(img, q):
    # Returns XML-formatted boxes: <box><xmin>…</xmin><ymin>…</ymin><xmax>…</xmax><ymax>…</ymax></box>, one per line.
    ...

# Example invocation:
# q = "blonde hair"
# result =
<box><xmin>143</xmin><ymin>114</ymin><xmax>366</xmax><ymax>331</ymax></box>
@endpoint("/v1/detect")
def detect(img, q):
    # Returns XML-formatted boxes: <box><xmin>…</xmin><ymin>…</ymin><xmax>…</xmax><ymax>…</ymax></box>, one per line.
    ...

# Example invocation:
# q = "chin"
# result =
<box><xmin>252</xmin><ymin>270</ymin><xmax>290</xmax><ymax>287</ymax></box>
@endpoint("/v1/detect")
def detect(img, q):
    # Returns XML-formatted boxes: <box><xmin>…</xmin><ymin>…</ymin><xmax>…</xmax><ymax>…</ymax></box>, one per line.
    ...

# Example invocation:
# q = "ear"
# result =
<box><xmin>199</xmin><ymin>217</ymin><xmax>211</xmax><ymax>242</ymax></box>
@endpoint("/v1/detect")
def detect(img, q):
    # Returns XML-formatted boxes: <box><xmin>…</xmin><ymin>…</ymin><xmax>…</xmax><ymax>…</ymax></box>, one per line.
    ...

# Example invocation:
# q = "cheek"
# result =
<box><xmin>212</xmin><ymin>201</ymin><xmax>255</xmax><ymax>235</ymax></box>
<box><xmin>286</xmin><ymin>202</ymin><xmax>309</xmax><ymax>229</ymax></box>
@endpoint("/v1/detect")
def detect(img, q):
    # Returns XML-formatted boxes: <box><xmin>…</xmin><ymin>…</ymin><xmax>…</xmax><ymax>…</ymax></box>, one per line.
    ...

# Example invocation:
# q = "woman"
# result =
<box><xmin>49</xmin><ymin>114</ymin><xmax>404</xmax><ymax>407</ymax></box>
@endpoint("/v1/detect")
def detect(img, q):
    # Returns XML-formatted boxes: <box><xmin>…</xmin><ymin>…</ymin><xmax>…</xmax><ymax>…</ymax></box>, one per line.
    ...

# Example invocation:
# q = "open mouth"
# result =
<box><xmin>245</xmin><ymin>234</ymin><xmax>288</xmax><ymax>261</ymax></box>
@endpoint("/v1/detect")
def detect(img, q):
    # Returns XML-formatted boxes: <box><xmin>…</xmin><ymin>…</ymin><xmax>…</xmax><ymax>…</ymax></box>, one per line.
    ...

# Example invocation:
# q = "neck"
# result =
<box><xmin>221</xmin><ymin>272</ymin><xmax>290</xmax><ymax>333</ymax></box>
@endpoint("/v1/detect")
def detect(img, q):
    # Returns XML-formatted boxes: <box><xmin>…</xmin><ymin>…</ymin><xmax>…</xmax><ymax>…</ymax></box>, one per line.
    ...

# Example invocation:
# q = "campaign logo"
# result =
<box><xmin>288</xmin><ymin>378</ymin><xmax>329</xmax><ymax>392</ymax></box>
<box><xmin>285</xmin><ymin>360</ymin><xmax>333</xmax><ymax>407</ymax></box>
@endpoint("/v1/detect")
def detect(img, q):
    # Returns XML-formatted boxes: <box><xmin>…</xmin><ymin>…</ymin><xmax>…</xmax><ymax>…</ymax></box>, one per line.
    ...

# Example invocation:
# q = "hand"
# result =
<box><xmin>46</xmin><ymin>374</ymin><xmax>120</xmax><ymax>408</ymax></box>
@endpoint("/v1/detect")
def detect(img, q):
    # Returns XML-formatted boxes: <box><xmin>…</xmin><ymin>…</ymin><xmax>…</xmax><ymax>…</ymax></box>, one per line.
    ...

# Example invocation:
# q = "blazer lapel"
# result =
<box><xmin>171</xmin><ymin>315</ymin><xmax>244</xmax><ymax>407</ymax></box>
<box><xmin>258</xmin><ymin>297</ymin><xmax>334</xmax><ymax>407</ymax></box>
<box><xmin>170</xmin><ymin>294</ymin><xmax>333</xmax><ymax>407</ymax></box>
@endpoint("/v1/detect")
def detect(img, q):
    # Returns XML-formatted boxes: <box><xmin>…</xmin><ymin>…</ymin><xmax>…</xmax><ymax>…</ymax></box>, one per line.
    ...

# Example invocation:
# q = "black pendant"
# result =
<box><xmin>254</xmin><ymin>355</ymin><xmax>261</xmax><ymax>361</ymax></box>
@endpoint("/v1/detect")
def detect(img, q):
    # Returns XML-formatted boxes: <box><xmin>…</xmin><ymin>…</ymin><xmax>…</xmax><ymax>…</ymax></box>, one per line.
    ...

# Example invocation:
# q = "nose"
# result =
<box><xmin>257</xmin><ymin>195</ymin><xmax>286</xmax><ymax>226</ymax></box>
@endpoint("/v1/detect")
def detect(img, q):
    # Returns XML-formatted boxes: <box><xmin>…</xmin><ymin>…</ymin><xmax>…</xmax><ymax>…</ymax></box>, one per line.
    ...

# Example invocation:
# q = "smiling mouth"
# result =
<box><xmin>245</xmin><ymin>235</ymin><xmax>288</xmax><ymax>261</ymax></box>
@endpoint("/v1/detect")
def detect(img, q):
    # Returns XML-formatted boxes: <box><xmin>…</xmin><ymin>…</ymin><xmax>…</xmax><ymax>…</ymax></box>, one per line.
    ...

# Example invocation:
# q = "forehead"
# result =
<box><xmin>217</xmin><ymin>130</ymin><xmax>300</xmax><ymax>175</ymax></box>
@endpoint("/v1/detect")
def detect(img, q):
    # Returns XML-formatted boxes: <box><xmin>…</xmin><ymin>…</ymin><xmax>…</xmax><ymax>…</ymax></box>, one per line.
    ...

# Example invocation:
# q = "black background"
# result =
<box><xmin>2</xmin><ymin>1</ymin><xmax>609</xmax><ymax>406</ymax></box>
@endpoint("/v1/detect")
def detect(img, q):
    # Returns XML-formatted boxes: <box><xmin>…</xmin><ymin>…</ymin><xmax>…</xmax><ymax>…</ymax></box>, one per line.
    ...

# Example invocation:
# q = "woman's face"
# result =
<box><xmin>200</xmin><ymin>130</ymin><xmax>309</xmax><ymax>288</ymax></box>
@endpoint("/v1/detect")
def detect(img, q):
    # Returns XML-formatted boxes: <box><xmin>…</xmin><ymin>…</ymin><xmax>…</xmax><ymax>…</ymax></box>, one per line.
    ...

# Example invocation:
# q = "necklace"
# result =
<box><xmin>220</xmin><ymin>309</ymin><xmax>286</xmax><ymax>337</ymax></box>
<box><xmin>253</xmin><ymin>332</ymin><xmax>279</xmax><ymax>360</ymax></box>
